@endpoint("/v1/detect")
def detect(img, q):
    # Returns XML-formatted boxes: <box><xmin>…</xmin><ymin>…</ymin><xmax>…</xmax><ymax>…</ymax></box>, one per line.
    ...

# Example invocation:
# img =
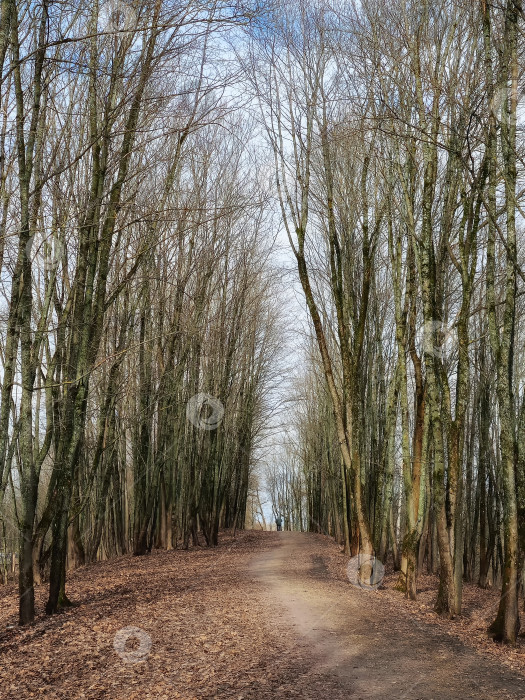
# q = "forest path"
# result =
<box><xmin>250</xmin><ymin>531</ymin><xmax>525</xmax><ymax>699</ymax></box>
<box><xmin>1</xmin><ymin>530</ymin><xmax>525</xmax><ymax>699</ymax></box>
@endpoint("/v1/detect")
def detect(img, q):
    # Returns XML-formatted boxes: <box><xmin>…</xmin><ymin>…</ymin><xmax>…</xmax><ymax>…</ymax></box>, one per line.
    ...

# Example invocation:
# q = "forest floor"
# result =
<box><xmin>0</xmin><ymin>531</ymin><xmax>524</xmax><ymax>699</ymax></box>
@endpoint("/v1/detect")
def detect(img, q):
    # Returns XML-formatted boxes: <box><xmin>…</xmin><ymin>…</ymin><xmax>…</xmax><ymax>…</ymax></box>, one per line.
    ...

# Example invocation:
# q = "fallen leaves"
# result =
<box><xmin>0</xmin><ymin>532</ymin><xmax>343</xmax><ymax>699</ymax></box>
<box><xmin>1</xmin><ymin>530</ymin><xmax>524</xmax><ymax>698</ymax></box>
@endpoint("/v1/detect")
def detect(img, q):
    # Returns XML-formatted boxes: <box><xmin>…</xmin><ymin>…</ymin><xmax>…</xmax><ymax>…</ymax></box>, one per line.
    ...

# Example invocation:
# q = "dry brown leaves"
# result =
<box><xmin>322</xmin><ymin>539</ymin><xmax>525</xmax><ymax>678</ymax></box>
<box><xmin>0</xmin><ymin>532</ymin><xmax>342</xmax><ymax>699</ymax></box>
<box><xmin>2</xmin><ymin>530</ymin><xmax>525</xmax><ymax>698</ymax></box>
<box><xmin>379</xmin><ymin>566</ymin><xmax>525</xmax><ymax>676</ymax></box>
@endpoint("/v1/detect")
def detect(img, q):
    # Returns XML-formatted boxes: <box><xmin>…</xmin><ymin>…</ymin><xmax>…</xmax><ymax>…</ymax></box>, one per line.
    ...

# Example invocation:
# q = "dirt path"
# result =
<box><xmin>1</xmin><ymin>530</ymin><xmax>524</xmax><ymax>699</ymax></box>
<box><xmin>250</xmin><ymin>531</ymin><xmax>525</xmax><ymax>699</ymax></box>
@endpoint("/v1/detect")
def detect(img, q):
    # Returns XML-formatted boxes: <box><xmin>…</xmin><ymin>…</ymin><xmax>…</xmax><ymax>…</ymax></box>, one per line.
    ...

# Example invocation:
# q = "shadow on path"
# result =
<box><xmin>250</xmin><ymin>532</ymin><xmax>525</xmax><ymax>700</ymax></box>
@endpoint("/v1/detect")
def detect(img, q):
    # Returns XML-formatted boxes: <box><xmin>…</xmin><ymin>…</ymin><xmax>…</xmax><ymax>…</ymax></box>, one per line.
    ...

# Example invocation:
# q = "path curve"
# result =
<box><xmin>250</xmin><ymin>531</ymin><xmax>525</xmax><ymax>700</ymax></box>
